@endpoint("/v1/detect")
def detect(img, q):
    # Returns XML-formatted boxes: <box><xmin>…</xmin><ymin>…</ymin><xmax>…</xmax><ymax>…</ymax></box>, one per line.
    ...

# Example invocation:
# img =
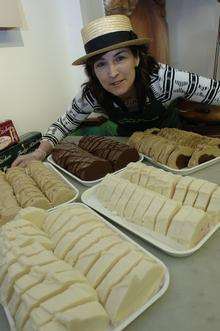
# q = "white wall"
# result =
<box><xmin>0</xmin><ymin>0</ymin><xmax>86</xmax><ymax>135</ymax></box>
<box><xmin>166</xmin><ymin>0</ymin><xmax>220</xmax><ymax>79</ymax></box>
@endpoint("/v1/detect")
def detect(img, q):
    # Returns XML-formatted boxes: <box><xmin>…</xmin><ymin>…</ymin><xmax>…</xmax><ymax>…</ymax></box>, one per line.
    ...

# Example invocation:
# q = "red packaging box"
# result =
<box><xmin>0</xmin><ymin>120</ymin><xmax>19</xmax><ymax>151</ymax></box>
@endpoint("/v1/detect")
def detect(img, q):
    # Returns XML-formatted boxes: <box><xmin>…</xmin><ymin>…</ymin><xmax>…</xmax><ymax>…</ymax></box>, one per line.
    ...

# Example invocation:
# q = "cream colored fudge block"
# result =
<box><xmin>132</xmin><ymin>191</ymin><xmax>155</xmax><ymax>225</ymax></box>
<box><xmin>18</xmin><ymin>250</ymin><xmax>57</xmax><ymax>268</ymax></box>
<box><xmin>41</xmin><ymin>283</ymin><xmax>97</xmax><ymax>315</ymax></box>
<box><xmin>172</xmin><ymin>176</ymin><xmax>194</xmax><ymax>203</ymax></box>
<box><xmin>123</xmin><ymin>186</ymin><xmax>146</xmax><ymax>221</ymax></box>
<box><xmin>51</xmin><ymin>214</ymin><xmax>98</xmax><ymax>246</ymax></box>
<box><xmin>96</xmin><ymin>250</ymin><xmax>143</xmax><ymax>304</ymax></box>
<box><xmin>86</xmin><ymin>242</ymin><xmax>135</xmax><ymax>287</ymax></box>
<box><xmin>183</xmin><ymin>178</ymin><xmax>206</xmax><ymax>206</ymax></box>
<box><xmin>56</xmin><ymin>301</ymin><xmax>109</xmax><ymax>331</ymax></box>
<box><xmin>1</xmin><ymin>262</ymin><xmax>29</xmax><ymax>304</ymax></box>
<box><xmin>194</xmin><ymin>182</ymin><xmax>218</xmax><ymax>211</ymax></box>
<box><xmin>75</xmin><ymin>236</ymin><xmax>123</xmax><ymax>275</ymax></box>
<box><xmin>96</xmin><ymin>175</ymin><xmax>120</xmax><ymax>208</ymax></box>
<box><xmin>116</xmin><ymin>182</ymin><xmax>136</xmax><ymax>217</ymax></box>
<box><xmin>16</xmin><ymin>280</ymin><xmax>66</xmax><ymax>329</ymax></box>
<box><xmin>54</xmin><ymin>221</ymin><xmax>104</xmax><ymax>259</ymax></box>
<box><xmin>31</xmin><ymin>260</ymin><xmax>72</xmax><ymax>277</ymax></box>
<box><xmin>12</xmin><ymin>242</ymin><xmax>45</xmax><ymax>258</ymax></box>
<box><xmin>65</xmin><ymin>227</ymin><xmax>114</xmax><ymax>265</ymax></box>
<box><xmin>105</xmin><ymin>258</ymin><xmax>164</xmax><ymax>324</ymax></box>
<box><xmin>142</xmin><ymin>196</ymin><xmax>167</xmax><ymax>230</ymax></box>
<box><xmin>0</xmin><ymin>252</ymin><xmax>20</xmax><ymax>283</ymax></box>
<box><xmin>38</xmin><ymin>320</ymin><xmax>67</xmax><ymax>331</ymax></box>
<box><xmin>155</xmin><ymin>199</ymin><xmax>181</xmax><ymax>235</ymax></box>
<box><xmin>206</xmin><ymin>187</ymin><xmax>220</xmax><ymax>215</ymax></box>
<box><xmin>108</xmin><ymin>180</ymin><xmax>128</xmax><ymax>212</ymax></box>
<box><xmin>8</xmin><ymin>272</ymin><xmax>44</xmax><ymax>317</ymax></box>
<box><xmin>23</xmin><ymin>307</ymin><xmax>52</xmax><ymax>331</ymax></box>
<box><xmin>15</xmin><ymin>207</ymin><xmax>47</xmax><ymax>229</ymax></box>
<box><xmin>167</xmin><ymin>206</ymin><xmax>211</xmax><ymax>248</ymax></box>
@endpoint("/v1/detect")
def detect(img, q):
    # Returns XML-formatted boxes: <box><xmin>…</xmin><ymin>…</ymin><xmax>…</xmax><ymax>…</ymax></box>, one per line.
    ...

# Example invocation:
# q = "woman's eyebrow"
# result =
<box><xmin>114</xmin><ymin>50</ymin><xmax>127</xmax><ymax>57</ymax></box>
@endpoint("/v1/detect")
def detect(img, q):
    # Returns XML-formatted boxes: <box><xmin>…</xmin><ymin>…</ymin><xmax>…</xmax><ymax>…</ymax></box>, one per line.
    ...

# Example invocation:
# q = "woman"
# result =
<box><xmin>13</xmin><ymin>14</ymin><xmax>220</xmax><ymax>166</ymax></box>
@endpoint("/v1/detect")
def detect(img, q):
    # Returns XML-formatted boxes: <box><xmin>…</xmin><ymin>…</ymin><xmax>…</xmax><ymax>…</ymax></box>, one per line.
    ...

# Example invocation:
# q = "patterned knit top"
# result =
<box><xmin>43</xmin><ymin>63</ymin><xmax>220</xmax><ymax>146</ymax></box>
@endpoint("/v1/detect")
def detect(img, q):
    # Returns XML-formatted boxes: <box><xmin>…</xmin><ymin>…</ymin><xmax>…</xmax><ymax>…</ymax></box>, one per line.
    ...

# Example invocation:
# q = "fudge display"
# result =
<box><xmin>0</xmin><ymin>204</ymin><xmax>165</xmax><ymax>329</ymax></box>
<box><xmin>128</xmin><ymin>128</ymin><xmax>220</xmax><ymax>169</ymax></box>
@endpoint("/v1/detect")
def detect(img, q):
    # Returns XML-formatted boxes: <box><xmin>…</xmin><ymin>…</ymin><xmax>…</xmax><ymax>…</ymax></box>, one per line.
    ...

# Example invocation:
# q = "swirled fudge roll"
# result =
<box><xmin>52</xmin><ymin>142</ymin><xmax>112</xmax><ymax>181</ymax></box>
<box><xmin>78</xmin><ymin>136</ymin><xmax>139</xmax><ymax>171</ymax></box>
<box><xmin>166</xmin><ymin>146</ymin><xmax>193</xmax><ymax>169</ymax></box>
<box><xmin>188</xmin><ymin>146</ymin><xmax>220</xmax><ymax>167</ymax></box>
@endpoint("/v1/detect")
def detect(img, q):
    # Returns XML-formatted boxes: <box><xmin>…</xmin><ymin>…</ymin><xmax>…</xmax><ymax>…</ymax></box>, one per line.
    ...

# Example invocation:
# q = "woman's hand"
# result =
<box><xmin>11</xmin><ymin>148</ymin><xmax>47</xmax><ymax>167</ymax></box>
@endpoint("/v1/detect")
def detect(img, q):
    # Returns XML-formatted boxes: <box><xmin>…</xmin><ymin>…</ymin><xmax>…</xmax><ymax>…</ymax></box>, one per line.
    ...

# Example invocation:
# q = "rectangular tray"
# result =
<box><xmin>2</xmin><ymin>202</ymin><xmax>169</xmax><ymax>331</ymax></box>
<box><xmin>142</xmin><ymin>153</ymin><xmax>220</xmax><ymax>175</ymax></box>
<box><xmin>47</xmin><ymin>154</ymin><xmax>144</xmax><ymax>187</ymax></box>
<box><xmin>81</xmin><ymin>186</ymin><xmax>220</xmax><ymax>257</ymax></box>
<box><xmin>43</xmin><ymin>162</ymin><xmax>79</xmax><ymax>210</ymax></box>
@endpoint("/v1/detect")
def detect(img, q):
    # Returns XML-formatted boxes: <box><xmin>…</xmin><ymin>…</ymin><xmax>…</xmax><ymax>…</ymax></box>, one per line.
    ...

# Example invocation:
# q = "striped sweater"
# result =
<box><xmin>43</xmin><ymin>63</ymin><xmax>220</xmax><ymax>145</ymax></box>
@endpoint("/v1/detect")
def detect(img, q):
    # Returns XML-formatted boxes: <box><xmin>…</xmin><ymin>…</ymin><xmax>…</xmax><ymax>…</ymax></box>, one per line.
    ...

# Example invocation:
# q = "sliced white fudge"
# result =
<box><xmin>194</xmin><ymin>181</ymin><xmax>218</xmax><ymax>211</ymax></box>
<box><xmin>167</xmin><ymin>206</ymin><xmax>211</xmax><ymax>248</ymax></box>
<box><xmin>207</xmin><ymin>187</ymin><xmax>220</xmax><ymax>216</ymax></box>
<box><xmin>105</xmin><ymin>258</ymin><xmax>164</xmax><ymax>324</ymax></box>
<box><xmin>56</xmin><ymin>301</ymin><xmax>109</xmax><ymax>331</ymax></box>
<box><xmin>123</xmin><ymin>186</ymin><xmax>146</xmax><ymax>221</ymax></box>
<box><xmin>15</xmin><ymin>207</ymin><xmax>47</xmax><ymax>229</ymax></box>
<box><xmin>142</xmin><ymin>196</ymin><xmax>167</xmax><ymax>230</ymax></box>
<box><xmin>155</xmin><ymin>199</ymin><xmax>181</xmax><ymax>235</ymax></box>
<box><xmin>132</xmin><ymin>190</ymin><xmax>155</xmax><ymax>225</ymax></box>
<box><xmin>183</xmin><ymin>178</ymin><xmax>206</xmax><ymax>206</ymax></box>
<box><xmin>172</xmin><ymin>176</ymin><xmax>194</xmax><ymax>203</ymax></box>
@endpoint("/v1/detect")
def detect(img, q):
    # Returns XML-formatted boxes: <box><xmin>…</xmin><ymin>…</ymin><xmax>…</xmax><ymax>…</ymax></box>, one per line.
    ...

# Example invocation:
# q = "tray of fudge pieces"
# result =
<box><xmin>128</xmin><ymin>128</ymin><xmax>220</xmax><ymax>175</ymax></box>
<box><xmin>0</xmin><ymin>203</ymin><xmax>169</xmax><ymax>331</ymax></box>
<box><xmin>0</xmin><ymin>161</ymin><xmax>78</xmax><ymax>226</ymax></box>
<box><xmin>47</xmin><ymin>136</ymin><xmax>143</xmax><ymax>186</ymax></box>
<box><xmin>81</xmin><ymin>162</ymin><xmax>220</xmax><ymax>257</ymax></box>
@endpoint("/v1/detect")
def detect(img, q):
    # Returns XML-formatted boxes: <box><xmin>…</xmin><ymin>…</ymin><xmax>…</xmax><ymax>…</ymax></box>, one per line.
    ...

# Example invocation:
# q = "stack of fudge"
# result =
<box><xmin>52</xmin><ymin>136</ymin><xmax>139</xmax><ymax>181</ymax></box>
<box><xmin>129</xmin><ymin>128</ymin><xmax>220</xmax><ymax>169</ymax></box>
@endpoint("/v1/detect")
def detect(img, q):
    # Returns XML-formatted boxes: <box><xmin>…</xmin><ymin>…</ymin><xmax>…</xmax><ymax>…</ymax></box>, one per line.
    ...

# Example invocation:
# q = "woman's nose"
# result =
<box><xmin>108</xmin><ymin>63</ymin><xmax>118</xmax><ymax>77</ymax></box>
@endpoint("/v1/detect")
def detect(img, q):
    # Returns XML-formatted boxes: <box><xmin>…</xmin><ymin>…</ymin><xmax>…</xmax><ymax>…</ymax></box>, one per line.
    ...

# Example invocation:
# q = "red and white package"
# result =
<box><xmin>0</xmin><ymin>120</ymin><xmax>19</xmax><ymax>151</ymax></box>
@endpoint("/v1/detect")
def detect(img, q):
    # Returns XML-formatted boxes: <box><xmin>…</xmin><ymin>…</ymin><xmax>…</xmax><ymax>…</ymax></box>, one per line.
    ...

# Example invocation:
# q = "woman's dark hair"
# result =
<box><xmin>82</xmin><ymin>43</ymin><xmax>159</xmax><ymax>113</ymax></box>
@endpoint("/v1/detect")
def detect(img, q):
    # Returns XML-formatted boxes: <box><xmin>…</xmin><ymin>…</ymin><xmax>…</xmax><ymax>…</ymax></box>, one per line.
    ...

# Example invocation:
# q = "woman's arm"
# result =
<box><xmin>156</xmin><ymin>64</ymin><xmax>220</xmax><ymax>105</ymax></box>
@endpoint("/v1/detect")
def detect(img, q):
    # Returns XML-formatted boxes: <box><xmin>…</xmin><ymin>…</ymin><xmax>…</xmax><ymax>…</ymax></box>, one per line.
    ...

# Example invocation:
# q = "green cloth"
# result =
<box><xmin>71</xmin><ymin>120</ymin><xmax>118</xmax><ymax>136</ymax></box>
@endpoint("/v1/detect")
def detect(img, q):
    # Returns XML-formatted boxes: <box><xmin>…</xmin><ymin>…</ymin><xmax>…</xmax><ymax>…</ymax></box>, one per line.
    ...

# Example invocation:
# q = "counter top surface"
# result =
<box><xmin>1</xmin><ymin>138</ymin><xmax>220</xmax><ymax>331</ymax></box>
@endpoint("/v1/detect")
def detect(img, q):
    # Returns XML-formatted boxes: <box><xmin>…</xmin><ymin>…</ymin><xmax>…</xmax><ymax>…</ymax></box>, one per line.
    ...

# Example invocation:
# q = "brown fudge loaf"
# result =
<box><xmin>78</xmin><ymin>136</ymin><xmax>139</xmax><ymax>171</ymax></box>
<box><xmin>52</xmin><ymin>142</ymin><xmax>112</xmax><ymax>181</ymax></box>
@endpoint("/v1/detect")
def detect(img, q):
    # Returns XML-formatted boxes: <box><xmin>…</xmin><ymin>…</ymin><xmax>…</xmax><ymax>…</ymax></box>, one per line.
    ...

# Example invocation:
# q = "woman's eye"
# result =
<box><xmin>115</xmin><ymin>56</ymin><xmax>125</xmax><ymax>62</ymax></box>
<box><xmin>95</xmin><ymin>62</ymin><xmax>105</xmax><ymax>68</ymax></box>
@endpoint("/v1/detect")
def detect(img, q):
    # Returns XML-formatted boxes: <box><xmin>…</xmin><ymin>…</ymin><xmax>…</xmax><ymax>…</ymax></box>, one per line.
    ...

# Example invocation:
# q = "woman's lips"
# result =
<box><xmin>111</xmin><ymin>80</ymin><xmax>124</xmax><ymax>87</ymax></box>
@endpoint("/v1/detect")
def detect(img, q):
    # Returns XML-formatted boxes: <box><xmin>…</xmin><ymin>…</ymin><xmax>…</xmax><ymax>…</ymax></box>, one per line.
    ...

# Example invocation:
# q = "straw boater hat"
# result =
<box><xmin>72</xmin><ymin>14</ymin><xmax>149</xmax><ymax>65</ymax></box>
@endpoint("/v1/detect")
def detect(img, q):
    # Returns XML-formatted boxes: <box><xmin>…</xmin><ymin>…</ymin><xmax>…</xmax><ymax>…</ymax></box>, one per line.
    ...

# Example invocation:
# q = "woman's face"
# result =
<box><xmin>93</xmin><ymin>47</ymin><xmax>139</xmax><ymax>99</ymax></box>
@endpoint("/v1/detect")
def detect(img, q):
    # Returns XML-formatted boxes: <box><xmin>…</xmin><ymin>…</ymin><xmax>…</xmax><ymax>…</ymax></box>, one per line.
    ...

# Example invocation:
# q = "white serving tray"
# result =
<box><xmin>81</xmin><ymin>186</ymin><xmax>220</xmax><ymax>257</ymax></box>
<box><xmin>2</xmin><ymin>202</ymin><xmax>169</xmax><ymax>331</ymax></box>
<box><xmin>43</xmin><ymin>162</ymin><xmax>79</xmax><ymax>210</ymax></box>
<box><xmin>142</xmin><ymin>153</ymin><xmax>220</xmax><ymax>175</ymax></box>
<box><xmin>47</xmin><ymin>154</ymin><xmax>144</xmax><ymax>187</ymax></box>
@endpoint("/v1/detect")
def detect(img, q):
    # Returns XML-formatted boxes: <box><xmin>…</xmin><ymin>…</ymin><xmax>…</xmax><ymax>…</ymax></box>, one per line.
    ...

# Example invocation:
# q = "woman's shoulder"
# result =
<box><xmin>73</xmin><ymin>85</ymin><xmax>100</xmax><ymax>108</ymax></box>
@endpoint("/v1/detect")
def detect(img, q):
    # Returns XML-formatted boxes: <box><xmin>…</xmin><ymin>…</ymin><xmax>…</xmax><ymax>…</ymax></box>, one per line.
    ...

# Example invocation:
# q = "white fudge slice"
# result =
<box><xmin>18</xmin><ymin>250</ymin><xmax>57</xmax><ymax>268</ymax></box>
<box><xmin>56</xmin><ymin>301</ymin><xmax>109</xmax><ymax>331</ymax></box>
<box><xmin>172</xmin><ymin>176</ymin><xmax>194</xmax><ymax>203</ymax></box>
<box><xmin>123</xmin><ymin>186</ymin><xmax>146</xmax><ymax>221</ymax></box>
<box><xmin>207</xmin><ymin>187</ymin><xmax>220</xmax><ymax>215</ymax></box>
<box><xmin>23</xmin><ymin>307</ymin><xmax>52</xmax><ymax>331</ymax></box>
<box><xmin>86</xmin><ymin>242</ymin><xmax>135</xmax><ymax>287</ymax></box>
<box><xmin>8</xmin><ymin>272</ymin><xmax>44</xmax><ymax>317</ymax></box>
<box><xmin>75</xmin><ymin>236</ymin><xmax>123</xmax><ymax>275</ymax></box>
<box><xmin>194</xmin><ymin>181</ymin><xmax>218</xmax><ymax>211</ymax></box>
<box><xmin>41</xmin><ymin>283</ymin><xmax>97</xmax><ymax>315</ymax></box>
<box><xmin>54</xmin><ymin>221</ymin><xmax>104</xmax><ymax>259</ymax></box>
<box><xmin>105</xmin><ymin>258</ymin><xmax>164</xmax><ymax>324</ymax></box>
<box><xmin>108</xmin><ymin>179</ymin><xmax>128</xmax><ymax>212</ymax></box>
<box><xmin>15</xmin><ymin>280</ymin><xmax>66</xmax><ymax>329</ymax></box>
<box><xmin>1</xmin><ymin>262</ymin><xmax>29</xmax><ymax>303</ymax></box>
<box><xmin>183</xmin><ymin>178</ymin><xmax>206</xmax><ymax>206</ymax></box>
<box><xmin>15</xmin><ymin>207</ymin><xmax>47</xmax><ymax>229</ymax></box>
<box><xmin>167</xmin><ymin>206</ymin><xmax>211</xmax><ymax>248</ymax></box>
<box><xmin>132</xmin><ymin>190</ymin><xmax>155</xmax><ymax>225</ymax></box>
<box><xmin>155</xmin><ymin>199</ymin><xmax>181</xmax><ymax>235</ymax></box>
<box><xmin>31</xmin><ymin>260</ymin><xmax>72</xmax><ymax>277</ymax></box>
<box><xmin>116</xmin><ymin>182</ymin><xmax>136</xmax><ymax>217</ymax></box>
<box><xmin>51</xmin><ymin>214</ymin><xmax>98</xmax><ymax>246</ymax></box>
<box><xmin>65</xmin><ymin>227</ymin><xmax>114</xmax><ymax>265</ymax></box>
<box><xmin>142</xmin><ymin>196</ymin><xmax>167</xmax><ymax>230</ymax></box>
<box><xmin>96</xmin><ymin>250</ymin><xmax>143</xmax><ymax>304</ymax></box>
<box><xmin>39</xmin><ymin>320</ymin><xmax>67</xmax><ymax>331</ymax></box>
<box><xmin>96</xmin><ymin>175</ymin><xmax>120</xmax><ymax>208</ymax></box>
